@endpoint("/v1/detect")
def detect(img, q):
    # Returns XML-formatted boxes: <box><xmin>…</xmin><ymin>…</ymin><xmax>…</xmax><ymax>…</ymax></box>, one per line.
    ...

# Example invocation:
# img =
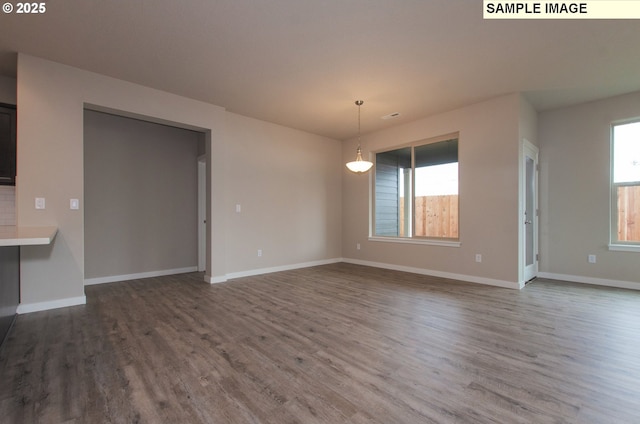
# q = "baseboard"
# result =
<box><xmin>343</xmin><ymin>258</ymin><xmax>522</xmax><ymax>289</ymax></box>
<box><xmin>205</xmin><ymin>274</ymin><xmax>228</xmax><ymax>284</ymax></box>
<box><xmin>84</xmin><ymin>266</ymin><xmax>198</xmax><ymax>286</ymax></box>
<box><xmin>538</xmin><ymin>272</ymin><xmax>640</xmax><ymax>291</ymax></box>
<box><xmin>84</xmin><ymin>259</ymin><xmax>525</xmax><ymax>290</ymax></box>
<box><xmin>207</xmin><ymin>258</ymin><xmax>343</xmax><ymax>284</ymax></box>
<box><xmin>17</xmin><ymin>295</ymin><xmax>87</xmax><ymax>314</ymax></box>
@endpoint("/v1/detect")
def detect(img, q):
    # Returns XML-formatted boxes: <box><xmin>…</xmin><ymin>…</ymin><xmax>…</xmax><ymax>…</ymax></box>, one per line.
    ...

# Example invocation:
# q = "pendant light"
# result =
<box><xmin>346</xmin><ymin>100</ymin><xmax>373</xmax><ymax>173</ymax></box>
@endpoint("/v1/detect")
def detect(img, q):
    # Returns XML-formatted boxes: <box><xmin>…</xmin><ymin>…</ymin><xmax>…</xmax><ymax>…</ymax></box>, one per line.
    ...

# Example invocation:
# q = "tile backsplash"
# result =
<box><xmin>0</xmin><ymin>186</ymin><xmax>16</xmax><ymax>226</ymax></box>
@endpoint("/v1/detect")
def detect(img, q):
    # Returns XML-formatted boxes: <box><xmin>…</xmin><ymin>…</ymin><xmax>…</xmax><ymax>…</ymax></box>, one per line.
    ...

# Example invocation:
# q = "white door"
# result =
<box><xmin>523</xmin><ymin>140</ymin><xmax>539</xmax><ymax>283</ymax></box>
<box><xmin>197</xmin><ymin>156</ymin><xmax>206</xmax><ymax>272</ymax></box>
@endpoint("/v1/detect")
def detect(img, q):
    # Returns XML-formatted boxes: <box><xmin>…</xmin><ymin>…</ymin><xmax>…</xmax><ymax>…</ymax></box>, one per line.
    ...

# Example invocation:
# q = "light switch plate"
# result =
<box><xmin>70</xmin><ymin>199</ymin><xmax>80</xmax><ymax>210</ymax></box>
<box><xmin>35</xmin><ymin>197</ymin><xmax>45</xmax><ymax>209</ymax></box>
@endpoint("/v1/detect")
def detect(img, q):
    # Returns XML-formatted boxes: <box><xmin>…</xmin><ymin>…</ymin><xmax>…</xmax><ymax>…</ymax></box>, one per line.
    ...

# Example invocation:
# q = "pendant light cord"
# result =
<box><xmin>356</xmin><ymin>100</ymin><xmax>363</xmax><ymax>149</ymax></box>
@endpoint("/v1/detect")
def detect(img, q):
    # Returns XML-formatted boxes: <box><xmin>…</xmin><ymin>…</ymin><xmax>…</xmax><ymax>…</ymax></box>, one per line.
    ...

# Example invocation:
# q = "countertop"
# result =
<box><xmin>0</xmin><ymin>226</ymin><xmax>58</xmax><ymax>247</ymax></box>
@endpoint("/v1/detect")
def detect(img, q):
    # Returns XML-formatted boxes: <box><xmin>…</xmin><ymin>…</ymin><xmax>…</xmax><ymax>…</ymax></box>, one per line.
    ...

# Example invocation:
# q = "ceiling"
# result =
<box><xmin>1</xmin><ymin>0</ymin><xmax>639</xmax><ymax>140</ymax></box>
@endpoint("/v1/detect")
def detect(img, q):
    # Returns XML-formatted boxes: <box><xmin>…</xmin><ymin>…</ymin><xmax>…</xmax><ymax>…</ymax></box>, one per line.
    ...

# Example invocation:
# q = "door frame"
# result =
<box><xmin>197</xmin><ymin>155</ymin><xmax>206</xmax><ymax>272</ymax></box>
<box><xmin>519</xmin><ymin>139</ymin><xmax>539</xmax><ymax>286</ymax></box>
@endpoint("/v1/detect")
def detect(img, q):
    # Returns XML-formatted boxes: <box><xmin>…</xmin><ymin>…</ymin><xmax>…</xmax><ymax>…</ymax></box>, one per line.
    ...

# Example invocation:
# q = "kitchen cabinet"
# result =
<box><xmin>0</xmin><ymin>104</ymin><xmax>17</xmax><ymax>186</ymax></box>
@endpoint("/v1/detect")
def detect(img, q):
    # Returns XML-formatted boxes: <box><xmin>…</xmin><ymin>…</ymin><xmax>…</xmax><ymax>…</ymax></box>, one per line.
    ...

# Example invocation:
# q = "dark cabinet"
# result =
<box><xmin>0</xmin><ymin>104</ymin><xmax>17</xmax><ymax>186</ymax></box>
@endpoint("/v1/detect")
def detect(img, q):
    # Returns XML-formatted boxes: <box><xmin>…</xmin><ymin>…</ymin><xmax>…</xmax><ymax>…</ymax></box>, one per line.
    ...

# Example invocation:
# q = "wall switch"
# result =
<box><xmin>257</xmin><ymin>249</ymin><xmax>262</xmax><ymax>257</ymax></box>
<box><xmin>588</xmin><ymin>254</ymin><xmax>596</xmax><ymax>264</ymax></box>
<box><xmin>35</xmin><ymin>197</ymin><xmax>45</xmax><ymax>210</ymax></box>
<box><xmin>357</xmin><ymin>243</ymin><xmax>361</xmax><ymax>250</ymax></box>
<box><xmin>475</xmin><ymin>254</ymin><xmax>482</xmax><ymax>263</ymax></box>
<box><xmin>70</xmin><ymin>199</ymin><xmax>80</xmax><ymax>210</ymax></box>
<box><xmin>235</xmin><ymin>204</ymin><xmax>241</xmax><ymax>213</ymax></box>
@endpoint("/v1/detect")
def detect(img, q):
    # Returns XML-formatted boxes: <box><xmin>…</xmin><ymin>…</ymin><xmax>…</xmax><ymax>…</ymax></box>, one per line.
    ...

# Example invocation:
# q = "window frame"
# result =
<box><xmin>609</xmin><ymin>119</ymin><xmax>640</xmax><ymax>252</ymax></box>
<box><xmin>369</xmin><ymin>132</ymin><xmax>461</xmax><ymax>248</ymax></box>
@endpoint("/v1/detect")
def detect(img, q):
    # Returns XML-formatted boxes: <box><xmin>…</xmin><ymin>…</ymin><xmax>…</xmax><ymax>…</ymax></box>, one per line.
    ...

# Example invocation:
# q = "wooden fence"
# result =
<box><xmin>400</xmin><ymin>195</ymin><xmax>458</xmax><ymax>238</ymax></box>
<box><xmin>617</xmin><ymin>185</ymin><xmax>640</xmax><ymax>241</ymax></box>
<box><xmin>397</xmin><ymin>187</ymin><xmax>637</xmax><ymax>241</ymax></box>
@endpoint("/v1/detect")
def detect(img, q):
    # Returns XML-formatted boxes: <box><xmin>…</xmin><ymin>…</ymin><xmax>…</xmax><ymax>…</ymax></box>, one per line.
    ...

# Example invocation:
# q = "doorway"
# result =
<box><xmin>522</xmin><ymin>139</ymin><xmax>539</xmax><ymax>284</ymax></box>
<box><xmin>83</xmin><ymin>109</ymin><xmax>206</xmax><ymax>283</ymax></box>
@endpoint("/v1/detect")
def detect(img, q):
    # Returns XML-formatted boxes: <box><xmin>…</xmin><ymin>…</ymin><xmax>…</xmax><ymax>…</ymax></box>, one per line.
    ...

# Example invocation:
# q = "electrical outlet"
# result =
<box><xmin>257</xmin><ymin>249</ymin><xmax>262</xmax><ymax>257</ymax></box>
<box><xmin>588</xmin><ymin>254</ymin><xmax>596</xmax><ymax>264</ymax></box>
<box><xmin>475</xmin><ymin>254</ymin><xmax>482</xmax><ymax>263</ymax></box>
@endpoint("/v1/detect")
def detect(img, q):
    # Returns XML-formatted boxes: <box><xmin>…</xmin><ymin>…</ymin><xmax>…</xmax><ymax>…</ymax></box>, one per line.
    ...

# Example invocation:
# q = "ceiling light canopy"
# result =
<box><xmin>346</xmin><ymin>100</ymin><xmax>373</xmax><ymax>173</ymax></box>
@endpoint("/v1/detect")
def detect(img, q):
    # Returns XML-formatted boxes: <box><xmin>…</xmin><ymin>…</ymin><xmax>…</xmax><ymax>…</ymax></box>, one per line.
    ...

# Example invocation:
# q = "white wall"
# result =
<box><xmin>342</xmin><ymin>94</ymin><xmax>524</xmax><ymax>287</ymax></box>
<box><xmin>16</xmin><ymin>54</ymin><xmax>342</xmax><ymax>311</ymax></box>
<box><xmin>538</xmin><ymin>91</ymin><xmax>640</xmax><ymax>288</ymax></box>
<box><xmin>224</xmin><ymin>112</ymin><xmax>342</xmax><ymax>276</ymax></box>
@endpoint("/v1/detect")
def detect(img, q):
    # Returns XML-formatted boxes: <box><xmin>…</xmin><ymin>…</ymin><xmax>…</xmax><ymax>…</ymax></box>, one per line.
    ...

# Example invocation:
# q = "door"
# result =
<box><xmin>522</xmin><ymin>140</ymin><xmax>539</xmax><ymax>283</ymax></box>
<box><xmin>197</xmin><ymin>156</ymin><xmax>206</xmax><ymax>272</ymax></box>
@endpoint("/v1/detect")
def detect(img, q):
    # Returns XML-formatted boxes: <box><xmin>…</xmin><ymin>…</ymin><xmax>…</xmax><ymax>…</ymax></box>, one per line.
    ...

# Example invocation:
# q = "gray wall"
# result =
<box><xmin>84</xmin><ymin>110</ymin><xmax>200</xmax><ymax>279</ymax></box>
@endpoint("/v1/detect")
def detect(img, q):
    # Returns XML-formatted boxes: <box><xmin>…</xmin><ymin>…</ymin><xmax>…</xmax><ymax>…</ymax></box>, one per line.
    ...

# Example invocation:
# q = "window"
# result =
<box><xmin>373</xmin><ymin>134</ymin><xmax>459</xmax><ymax>242</ymax></box>
<box><xmin>611</xmin><ymin>121</ymin><xmax>640</xmax><ymax>247</ymax></box>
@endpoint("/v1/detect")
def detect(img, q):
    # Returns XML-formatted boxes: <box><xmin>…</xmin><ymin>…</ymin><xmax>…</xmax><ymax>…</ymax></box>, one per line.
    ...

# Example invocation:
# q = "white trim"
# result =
<box><xmin>206</xmin><ymin>274</ymin><xmax>227</xmax><ymax>284</ymax></box>
<box><xmin>84</xmin><ymin>266</ymin><xmax>198</xmax><ymax>286</ymax></box>
<box><xmin>520</xmin><ymin>138</ymin><xmax>539</xmax><ymax>284</ymax></box>
<box><xmin>343</xmin><ymin>258</ymin><xmax>522</xmax><ymax>289</ymax></box>
<box><xmin>17</xmin><ymin>296</ymin><xmax>86</xmax><ymax>314</ymax></box>
<box><xmin>197</xmin><ymin>157</ymin><xmax>207</xmax><ymax>272</ymax></box>
<box><xmin>608</xmin><ymin>244</ymin><xmax>640</xmax><ymax>253</ymax></box>
<box><xmin>538</xmin><ymin>272</ymin><xmax>640</xmax><ymax>291</ymax></box>
<box><xmin>224</xmin><ymin>258</ymin><xmax>343</xmax><ymax>281</ymax></box>
<box><xmin>368</xmin><ymin>236</ymin><xmax>461</xmax><ymax>248</ymax></box>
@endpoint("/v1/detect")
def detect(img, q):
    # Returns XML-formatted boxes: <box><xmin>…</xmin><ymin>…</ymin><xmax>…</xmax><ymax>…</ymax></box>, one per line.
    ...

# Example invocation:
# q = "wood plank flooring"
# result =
<box><xmin>1</xmin><ymin>263</ymin><xmax>640</xmax><ymax>423</ymax></box>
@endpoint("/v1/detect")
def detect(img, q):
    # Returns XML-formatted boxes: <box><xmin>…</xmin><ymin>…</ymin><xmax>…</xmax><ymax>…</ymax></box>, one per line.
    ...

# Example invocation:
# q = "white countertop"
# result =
<box><xmin>0</xmin><ymin>226</ymin><xmax>58</xmax><ymax>246</ymax></box>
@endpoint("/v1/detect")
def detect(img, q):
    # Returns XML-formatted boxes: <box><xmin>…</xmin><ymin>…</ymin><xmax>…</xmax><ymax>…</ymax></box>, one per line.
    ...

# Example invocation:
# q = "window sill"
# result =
<box><xmin>608</xmin><ymin>244</ymin><xmax>640</xmax><ymax>252</ymax></box>
<box><xmin>369</xmin><ymin>236</ymin><xmax>461</xmax><ymax>248</ymax></box>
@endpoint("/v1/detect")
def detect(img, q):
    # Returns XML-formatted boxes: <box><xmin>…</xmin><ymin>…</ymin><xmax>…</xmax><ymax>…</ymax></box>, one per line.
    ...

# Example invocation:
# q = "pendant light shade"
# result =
<box><xmin>346</xmin><ymin>100</ymin><xmax>373</xmax><ymax>173</ymax></box>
